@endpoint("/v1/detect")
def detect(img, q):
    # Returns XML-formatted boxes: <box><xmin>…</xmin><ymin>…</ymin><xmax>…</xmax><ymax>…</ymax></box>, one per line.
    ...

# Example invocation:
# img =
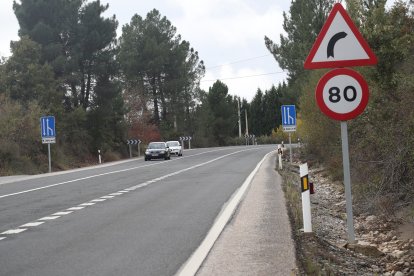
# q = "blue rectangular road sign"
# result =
<box><xmin>40</xmin><ymin>116</ymin><xmax>56</xmax><ymax>143</ymax></box>
<box><xmin>281</xmin><ymin>105</ymin><xmax>296</xmax><ymax>132</ymax></box>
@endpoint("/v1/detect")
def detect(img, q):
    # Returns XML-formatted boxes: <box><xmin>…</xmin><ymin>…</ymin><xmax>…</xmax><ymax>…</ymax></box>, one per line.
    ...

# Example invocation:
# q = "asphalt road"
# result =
<box><xmin>0</xmin><ymin>145</ymin><xmax>275</xmax><ymax>276</ymax></box>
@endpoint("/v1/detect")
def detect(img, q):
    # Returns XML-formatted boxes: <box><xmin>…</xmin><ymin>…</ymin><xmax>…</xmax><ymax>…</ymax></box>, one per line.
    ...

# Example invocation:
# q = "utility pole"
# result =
<box><xmin>238</xmin><ymin>98</ymin><xmax>241</xmax><ymax>137</ymax></box>
<box><xmin>245</xmin><ymin>109</ymin><xmax>249</xmax><ymax>136</ymax></box>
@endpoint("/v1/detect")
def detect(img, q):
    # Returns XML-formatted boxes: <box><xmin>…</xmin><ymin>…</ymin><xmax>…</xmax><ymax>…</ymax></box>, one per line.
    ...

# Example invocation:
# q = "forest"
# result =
<box><xmin>0</xmin><ymin>0</ymin><xmax>413</xmax><ymax>213</ymax></box>
<box><xmin>0</xmin><ymin>0</ymin><xmax>294</xmax><ymax>175</ymax></box>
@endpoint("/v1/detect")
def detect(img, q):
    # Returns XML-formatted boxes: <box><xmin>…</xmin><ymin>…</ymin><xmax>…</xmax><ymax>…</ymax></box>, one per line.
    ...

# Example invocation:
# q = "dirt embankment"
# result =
<box><xmin>279</xmin><ymin>159</ymin><xmax>414</xmax><ymax>275</ymax></box>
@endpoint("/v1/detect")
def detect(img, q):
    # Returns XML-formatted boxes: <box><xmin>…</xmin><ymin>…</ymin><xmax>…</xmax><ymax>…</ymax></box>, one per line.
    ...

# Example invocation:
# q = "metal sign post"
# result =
<box><xmin>341</xmin><ymin>122</ymin><xmax>355</xmax><ymax>242</ymax></box>
<box><xmin>138</xmin><ymin>140</ymin><xmax>141</xmax><ymax>157</ymax></box>
<box><xmin>47</xmin><ymin>144</ymin><xmax>51</xmax><ymax>173</ymax></box>
<box><xmin>290</xmin><ymin>139</ymin><xmax>292</xmax><ymax>163</ymax></box>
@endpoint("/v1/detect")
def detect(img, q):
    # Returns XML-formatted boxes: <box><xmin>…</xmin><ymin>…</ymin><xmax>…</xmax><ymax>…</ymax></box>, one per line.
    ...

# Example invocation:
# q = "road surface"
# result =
<box><xmin>0</xmin><ymin>145</ymin><xmax>276</xmax><ymax>276</ymax></box>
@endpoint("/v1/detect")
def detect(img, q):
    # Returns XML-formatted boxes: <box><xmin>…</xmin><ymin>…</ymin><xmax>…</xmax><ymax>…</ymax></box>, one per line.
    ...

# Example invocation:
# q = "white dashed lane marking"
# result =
<box><xmin>52</xmin><ymin>211</ymin><xmax>73</xmax><ymax>216</ymax></box>
<box><xmin>0</xmin><ymin>149</ymin><xmax>253</xmax><ymax>242</ymax></box>
<box><xmin>79</xmin><ymin>203</ymin><xmax>95</xmax><ymax>206</ymax></box>
<box><xmin>67</xmin><ymin>207</ymin><xmax>85</xmax><ymax>211</ymax></box>
<box><xmin>1</xmin><ymin>229</ymin><xmax>27</xmax><ymax>235</ymax></box>
<box><xmin>21</xmin><ymin>222</ymin><xmax>44</xmax><ymax>227</ymax></box>
<box><xmin>91</xmin><ymin>198</ymin><xmax>106</xmax><ymax>202</ymax></box>
<box><xmin>39</xmin><ymin>216</ymin><xmax>60</xmax><ymax>221</ymax></box>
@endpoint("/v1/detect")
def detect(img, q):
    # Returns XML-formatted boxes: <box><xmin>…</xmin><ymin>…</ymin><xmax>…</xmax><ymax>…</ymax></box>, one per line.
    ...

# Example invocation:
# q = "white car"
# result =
<box><xmin>166</xmin><ymin>141</ymin><xmax>183</xmax><ymax>156</ymax></box>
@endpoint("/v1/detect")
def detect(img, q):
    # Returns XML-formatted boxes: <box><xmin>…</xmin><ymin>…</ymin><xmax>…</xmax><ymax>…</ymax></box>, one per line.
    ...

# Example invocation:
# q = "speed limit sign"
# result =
<box><xmin>315</xmin><ymin>68</ymin><xmax>369</xmax><ymax>121</ymax></box>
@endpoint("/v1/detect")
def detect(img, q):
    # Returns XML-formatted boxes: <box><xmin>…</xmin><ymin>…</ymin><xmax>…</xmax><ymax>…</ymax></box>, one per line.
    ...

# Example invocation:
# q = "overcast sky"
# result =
<box><xmin>0</xmin><ymin>1</ymin><xmax>292</xmax><ymax>101</ymax></box>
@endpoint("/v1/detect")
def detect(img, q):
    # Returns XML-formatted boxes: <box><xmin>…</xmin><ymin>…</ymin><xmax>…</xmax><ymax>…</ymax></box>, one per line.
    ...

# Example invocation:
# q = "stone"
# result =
<box><xmin>391</xmin><ymin>250</ymin><xmax>405</xmax><ymax>258</ymax></box>
<box><xmin>345</xmin><ymin>243</ymin><xmax>384</xmax><ymax>258</ymax></box>
<box><xmin>394</xmin><ymin>271</ymin><xmax>404</xmax><ymax>276</ymax></box>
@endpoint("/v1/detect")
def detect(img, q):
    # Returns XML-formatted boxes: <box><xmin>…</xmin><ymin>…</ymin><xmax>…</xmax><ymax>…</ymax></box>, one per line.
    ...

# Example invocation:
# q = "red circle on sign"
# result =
<box><xmin>315</xmin><ymin>68</ymin><xmax>369</xmax><ymax>121</ymax></box>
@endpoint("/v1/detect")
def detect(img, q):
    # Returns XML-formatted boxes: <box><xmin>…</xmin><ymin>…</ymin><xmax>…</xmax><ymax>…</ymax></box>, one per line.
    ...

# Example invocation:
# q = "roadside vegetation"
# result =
<box><xmin>268</xmin><ymin>0</ymin><xmax>414</xmax><ymax>218</ymax></box>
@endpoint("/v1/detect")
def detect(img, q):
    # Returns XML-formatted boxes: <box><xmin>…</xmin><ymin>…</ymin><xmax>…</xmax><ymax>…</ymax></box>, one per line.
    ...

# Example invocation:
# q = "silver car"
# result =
<box><xmin>166</xmin><ymin>141</ymin><xmax>183</xmax><ymax>156</ymax></box>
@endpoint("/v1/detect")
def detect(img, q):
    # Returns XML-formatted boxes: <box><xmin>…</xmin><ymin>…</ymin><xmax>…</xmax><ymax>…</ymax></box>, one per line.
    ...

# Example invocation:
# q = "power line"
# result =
<box><xmin>205</xmin><ymin>54</ymin><xmax>273</xmax><ymax>70</ymax></box>
<box><xmin>200</xmin><ymin>71</ymin><xmax>286</xmax><ymax>82</ymax></box>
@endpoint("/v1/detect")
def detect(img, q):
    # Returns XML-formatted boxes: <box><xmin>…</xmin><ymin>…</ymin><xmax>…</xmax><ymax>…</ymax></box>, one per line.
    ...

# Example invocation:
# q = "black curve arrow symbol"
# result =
<box><xmin>327</xmin><ymin>32</ymin><xmax>347</xmax><ymax>58</ymax></box>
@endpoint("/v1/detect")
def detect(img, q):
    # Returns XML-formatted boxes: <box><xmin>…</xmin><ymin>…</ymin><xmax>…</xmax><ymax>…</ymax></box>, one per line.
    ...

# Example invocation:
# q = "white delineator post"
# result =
<box><xmin>98</xmin><ymin>150</ymin><xmax>102</xmax><ymax>164</ymax></box>
<box><xmin>300</xmin><ymin>163</ymin><xmax>312</xmax><ymax>233</ymax></box>
<box><xmin>277</xmin><ymin>145</ymin><xmax>283</xmax><ymax>170</ymax></box>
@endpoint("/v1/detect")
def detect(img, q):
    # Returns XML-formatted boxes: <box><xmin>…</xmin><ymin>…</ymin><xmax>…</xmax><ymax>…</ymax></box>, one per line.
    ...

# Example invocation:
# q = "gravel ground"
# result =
<box><xmin>282</xmin><ymin>156</ymin><xmax>414</xmax><ymax>275</ymax></box>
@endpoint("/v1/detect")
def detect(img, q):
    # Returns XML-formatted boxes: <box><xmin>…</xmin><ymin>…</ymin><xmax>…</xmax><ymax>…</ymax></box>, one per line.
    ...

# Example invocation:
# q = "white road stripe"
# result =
<box><xmin>39</xmin><ymin>216</ymin><xmax>60</xmax><ymax>220</ymax></box>
<box><xmin>21</xmin><ymin>222</ymin><xmax>44</xmax><ymax>227</ymax></box>
<box><xmin>109</xmin><ymin>193</ymin><xmax>122</xmax><ymax>196</ymax></box>
<box><xmin>91</xmin><ymin>198</ymin><xmax>106</xmax><ymax>202</ymax></box>
<box><xmin>67</xmin><ymin>206</ymin><xmax>84</xmax><ymax>211</ymax></box>
<box><xmin>0</xmin><ymin>237</ymin><xmax>6</xmax><ymax>241</ymax></box>
<box><xmin>101</xmin><ymin>195</ymin><xmax>114</xmax><ymax>199</ymax></box>
<box><xmin>118</xmin><ymin>190</ymin><xmax>129</xmax><ymax>193</ymax></box>
<box><xmin>52</xmin><ymin>211</ymin><xmax>73</xmax><ymax>216</ymax></box>
<box><xmin>79</xmin><ymin>202</ymin><xmax>95</xmax><ymax>206</ymax></box>
<box><xmin>1</xmin><ymin>229</ymin><xmax>27</xmax><ymax>235</ymax></box>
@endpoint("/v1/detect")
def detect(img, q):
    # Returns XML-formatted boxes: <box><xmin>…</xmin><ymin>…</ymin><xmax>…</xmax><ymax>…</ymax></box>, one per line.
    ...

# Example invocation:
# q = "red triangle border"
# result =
<box><xmin>304</xmin><ymin>3</ymin><xmax>378</xmax><ymax>69</ymax></box>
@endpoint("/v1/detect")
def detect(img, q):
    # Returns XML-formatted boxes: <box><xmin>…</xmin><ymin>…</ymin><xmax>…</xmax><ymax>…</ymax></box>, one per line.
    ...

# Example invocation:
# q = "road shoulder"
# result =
<box><xmin>196</xmin><ymin>152</ymin><xmax>297</xmax><ymax>275</ymax></box>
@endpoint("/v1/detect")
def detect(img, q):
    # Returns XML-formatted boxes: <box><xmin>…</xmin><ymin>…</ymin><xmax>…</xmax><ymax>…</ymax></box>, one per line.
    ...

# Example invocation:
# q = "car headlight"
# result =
<box><xmin>160</xmin><ymin>151</ymin><xmax>165</xmax><ymax>154</ymax></box>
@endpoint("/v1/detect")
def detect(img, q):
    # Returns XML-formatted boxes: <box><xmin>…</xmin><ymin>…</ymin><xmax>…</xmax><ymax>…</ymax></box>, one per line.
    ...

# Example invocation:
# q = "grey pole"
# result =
<box><xmin>129</xmin><ymin>144</ymin><xmax>132</xmax><ymax>158</ymax></box>
<box><xmin>341</xmin><ymin>121</ymin><xmax>355</xmax><ymax>243</ymax></box>
<box><xmin>238</xmin><ymin>99</ymin><xmax>241</xmax><ymax>137</ymax></box>
<box><xmin>138</xmin><ymin>143</ymin><xmax>140</xmax><ymax>157</ymax></box>
<box><xmin>289</xmin><ymin>132</ymin><xmax>292</xmax><ymax>164</ymax></box>
<box><xmin>48</xmin><ymin>143</ymin><xmax>52</xmax><ymax>173</ymax></box>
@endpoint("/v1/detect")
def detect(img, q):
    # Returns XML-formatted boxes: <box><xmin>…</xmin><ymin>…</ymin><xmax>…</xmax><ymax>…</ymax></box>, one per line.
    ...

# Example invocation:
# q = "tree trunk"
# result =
<box><xmin>152</xmin><ymin>76</ymin><xmax>160</xmax><ymax>124</ymax></box>
<box><xmin>84</xmin><ymin>66</ymin><xmax>92</xmax><ymax>110</ymax></box>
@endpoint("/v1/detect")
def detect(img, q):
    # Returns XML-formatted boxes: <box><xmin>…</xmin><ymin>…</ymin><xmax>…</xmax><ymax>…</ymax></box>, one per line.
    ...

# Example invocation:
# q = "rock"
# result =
<box><xmin>366</xmin><ymin>215</ymin><xmax>377</xmax><ymax>223</ymax></box>
<box><xmin>394</xmin><ymin>271</ymin><xmax>404</xmax><ymax>276</ymax></box>
<box><xmin>391</xmin><ymin>250</ymin><xmax>406</xmax><ymax>258</ymax></box>
<box><xmin>345</xmin><ymin>243</ymin><xmax>384</xmax><ymax>258</ymax></box>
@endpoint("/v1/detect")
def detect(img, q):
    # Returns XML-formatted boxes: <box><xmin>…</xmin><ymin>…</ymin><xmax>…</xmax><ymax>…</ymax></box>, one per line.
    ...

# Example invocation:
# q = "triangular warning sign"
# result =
<box><xmin>304</xmin><ymin>3</ymin><xmax>377</xmax><ymax>69</ymax></box>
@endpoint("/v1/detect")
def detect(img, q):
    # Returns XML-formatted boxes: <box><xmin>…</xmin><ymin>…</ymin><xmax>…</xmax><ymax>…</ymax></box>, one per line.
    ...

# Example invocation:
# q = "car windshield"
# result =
<box><xmin>167</xmin><ymin>141</ymin><xmax>180</xmax><ymax>147</ymax></box>
<box><xmin>148</xmin><ymin>143</ymin><xmax>165</xmax><ymax>149</ymax></box>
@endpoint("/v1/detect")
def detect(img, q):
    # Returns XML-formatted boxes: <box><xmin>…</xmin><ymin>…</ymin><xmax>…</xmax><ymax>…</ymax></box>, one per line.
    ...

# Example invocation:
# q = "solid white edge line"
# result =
<box><xmin>0</xmin><ymin>237</ymin><xmax>6</xmax><ymax>241</ymax></box>
<box><xmin>175</xmin><ymin>151</ymin><xmax>274</xmax><ymax>276</ymax></box>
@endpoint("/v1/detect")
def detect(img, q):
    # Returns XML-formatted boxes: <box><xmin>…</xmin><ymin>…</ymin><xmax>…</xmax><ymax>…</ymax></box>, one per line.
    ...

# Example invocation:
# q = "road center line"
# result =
<box><xmin>0</xmin><ymin>149</ymin><xmax>251</xmax><ymax>198</ymax></box>
<box><xmin>0</xmin><ymin>148</ymin><xmax>241</xmax><ymax>199</ymax></box>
